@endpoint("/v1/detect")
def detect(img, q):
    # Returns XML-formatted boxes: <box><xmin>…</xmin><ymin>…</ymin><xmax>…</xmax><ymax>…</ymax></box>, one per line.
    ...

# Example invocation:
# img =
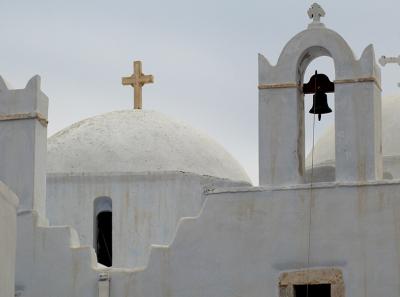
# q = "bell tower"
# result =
<box><xmin>258</xmin><ymin>3</ymin><xmax>382</xmax><ymax>186</ymax></box>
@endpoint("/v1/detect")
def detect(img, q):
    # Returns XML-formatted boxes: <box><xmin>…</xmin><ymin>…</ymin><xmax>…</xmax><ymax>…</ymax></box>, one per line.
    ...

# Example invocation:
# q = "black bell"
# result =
<box><xmin>303</xmin><ymin>70</ymin><xmax>334</xmax><ymax>121</ymax></box>
<box><xmin>309</xmin><ymin>90</ymin><xmax>332</xmax><ymax>121</ymax></box>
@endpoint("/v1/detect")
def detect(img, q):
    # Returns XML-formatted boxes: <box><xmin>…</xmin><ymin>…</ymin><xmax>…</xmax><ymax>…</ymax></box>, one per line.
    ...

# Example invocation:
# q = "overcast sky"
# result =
<box><xmin>1</xmin><ymin>0</ymin><xmax>399</xmax><ymax>184</ymax></box>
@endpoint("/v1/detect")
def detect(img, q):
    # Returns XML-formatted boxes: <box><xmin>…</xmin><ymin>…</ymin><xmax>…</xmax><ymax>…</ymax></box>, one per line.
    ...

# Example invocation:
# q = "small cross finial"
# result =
<box><xmin>379</xmin><ymin>55</ymin><xmax>400</xmax><ymax>67</ymax></box>
<box><xmin>308</xmin><ymin>3</ymin><xmax>325</xmax><ymax>24</ymax></box>
<box><xmin>122</xmin><ymin>61</ymin><xmax>154</xmax><ymax>109</ymax></box>
<box><xmin>379</xmin><ymin>55</ymin><xmax>400</xmax><ymax>88</ymax></box>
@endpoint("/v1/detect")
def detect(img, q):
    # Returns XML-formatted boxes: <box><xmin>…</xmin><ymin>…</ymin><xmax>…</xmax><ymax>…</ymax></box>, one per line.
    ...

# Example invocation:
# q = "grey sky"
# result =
<box><xmin>1</xmin><ymin>0</ymin><xmax>399</xmax><ymax>184</ymax></box>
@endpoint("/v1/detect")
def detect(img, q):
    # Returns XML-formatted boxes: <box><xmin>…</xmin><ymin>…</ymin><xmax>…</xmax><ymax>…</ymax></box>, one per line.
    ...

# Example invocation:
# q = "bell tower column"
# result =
<box><xmin>0</xmin><ymin>76</ymin><xmax>48</xmax><ymax>217</ymax></box>
<box><xmin>334</xmin><ymin>74</ymin><xmax>383</xmax><ymax>181</ymax></box>
<box><xmin>258</xmin><ymin>62</ymin><xmax>305</xmax><ymax>186</ymax></box>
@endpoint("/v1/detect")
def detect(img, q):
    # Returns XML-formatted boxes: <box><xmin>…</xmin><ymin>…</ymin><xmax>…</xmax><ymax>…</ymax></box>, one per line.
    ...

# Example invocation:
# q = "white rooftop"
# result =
<box><xmin>47</xmin><ymin>110</ymin><xmax>251</xmax><ymax>183</ymax></box>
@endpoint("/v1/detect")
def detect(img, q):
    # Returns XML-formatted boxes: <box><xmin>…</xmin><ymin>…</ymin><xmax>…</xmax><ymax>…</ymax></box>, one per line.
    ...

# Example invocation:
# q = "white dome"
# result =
<box><xmin>47</xmin><ymin>110</ymin><xmax>250</xmax><ymax>183</ymax></box>
<box><xmin>306</xmin><ymin>95</ymin><xmax>400</xmax><ymax>168</ymax></box>
<box><xmin>306</xmin><ymin>126</ymin><xmax>335</xmax><ymax>168</ymax></box>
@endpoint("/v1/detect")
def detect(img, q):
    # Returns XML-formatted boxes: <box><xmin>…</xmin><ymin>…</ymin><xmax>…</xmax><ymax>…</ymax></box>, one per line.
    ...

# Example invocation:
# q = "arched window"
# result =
<box><xmin>94</xmin><ymin>197</ymin><xmax>112</xmax><ymax>267</ymax></box>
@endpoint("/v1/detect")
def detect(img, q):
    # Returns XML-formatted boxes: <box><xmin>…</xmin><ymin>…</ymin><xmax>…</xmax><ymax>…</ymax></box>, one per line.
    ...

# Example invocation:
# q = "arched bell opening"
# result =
<box><xmin>93</xmin><ymin>196</ymin><xmax>113</xmax><ymax>267</ymax></box>
<box><xmin>302</xmin><ymin>56</ymin><xmax>335</xmax><ymax>182</ymax></box>
<box><xmin>259</xmin><ymin>22</ymin><xmax>382</xmax><ymax>186</ymax></box>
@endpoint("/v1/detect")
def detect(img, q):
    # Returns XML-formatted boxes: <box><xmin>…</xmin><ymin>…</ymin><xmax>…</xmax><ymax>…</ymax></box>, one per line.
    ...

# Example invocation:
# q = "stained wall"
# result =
<box><xmin>0</xmin><ymin>182</ymin><xmax>18</xmax><ymax>297</ymax></box>
<box><xmin>108</xmin><ymin>181</ymin><xmax>400</xmax><ymax>297</ymax></box>
<box><xmin>47</xmin><ymin>172</ymin><xmax>249</xmax><ymax>268</ymax></box>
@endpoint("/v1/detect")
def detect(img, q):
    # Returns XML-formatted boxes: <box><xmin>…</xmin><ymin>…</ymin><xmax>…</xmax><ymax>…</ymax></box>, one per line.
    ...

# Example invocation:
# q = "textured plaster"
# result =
<box><xmin>12</xmin><ymin>179</ymin><xmax>400</xmax><ymax>297</ymax></box>
<box><xmin>47</xmin><ymin>171</ymin><xmax>248</xmax><ymax>268</ymax></box>
<box><xmin>15</xmin><ymin>211</ymin><xmax>101</xmax><ymax>297</ymax></box>
<box><xmin>47</xmin><ymin>110</ymin><xmax>250</xmax><ymax>184</ymax></box>
<box><xmin>109</xmin><ymin>181</ymin><xmax>400</xmax><ymax>297</ymax></box>
<box><xmin>0</xmin><ymin>182</ymin><xmax>18</xmax><ymax>297</ymax></box>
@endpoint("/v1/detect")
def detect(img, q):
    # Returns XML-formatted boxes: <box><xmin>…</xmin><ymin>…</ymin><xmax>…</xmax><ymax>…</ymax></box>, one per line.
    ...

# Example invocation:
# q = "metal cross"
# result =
<box><xmin>122</xmin><ymin>61</ymin><xmax>154</xmax><ymax>109</ymax></box>
<box><xmin>308</xmin><ymin>3</ymin><xmax>325</xmax><ymax>23</ymax></box>
<box><xmin>379</xmin><ymin>55</ymin><xmax>400</xmax><ymax>67</ymax></box>
<box><xmin>379</xmin><ymin>55</ymin><xmax>400</xmax><ymax>87</ymax></box>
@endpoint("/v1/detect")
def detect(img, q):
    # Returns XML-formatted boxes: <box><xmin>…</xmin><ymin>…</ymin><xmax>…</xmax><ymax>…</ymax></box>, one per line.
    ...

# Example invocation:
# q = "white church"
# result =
<box><xmin>1</xmin><ymin>3</ymin><xmax>400</xmax><ymax>297</ymax></box>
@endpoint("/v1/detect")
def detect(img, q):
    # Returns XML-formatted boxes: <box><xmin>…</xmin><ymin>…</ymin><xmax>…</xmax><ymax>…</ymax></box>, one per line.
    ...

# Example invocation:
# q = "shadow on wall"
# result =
<box><xmin>305</xmin><ymin>166</ymin><xmax>393</xmax><ymax>183</ymax></box>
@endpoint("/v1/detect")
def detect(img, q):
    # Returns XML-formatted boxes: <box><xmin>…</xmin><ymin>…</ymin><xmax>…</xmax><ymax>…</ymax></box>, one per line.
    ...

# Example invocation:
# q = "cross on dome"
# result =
<box><xmin>308</xmin><ymin>3</ymin><xmax>325</xmax><ymax>23</ymax></box>
<box><xmin>122</xmin><ymin>61</ymin><xmax>154</xmax><ymax>109</ymax></box>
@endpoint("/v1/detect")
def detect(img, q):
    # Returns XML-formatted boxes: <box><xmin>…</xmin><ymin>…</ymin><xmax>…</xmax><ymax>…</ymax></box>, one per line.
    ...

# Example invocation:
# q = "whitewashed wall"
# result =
<box><xmin>15</xmin><ymin>211</ymin><xmax>100</xmax><ymax>297</ymax></box>
<box><xmin>14</xmin><ymin>180</ymin><xmax>400</xmax><ymax>297</ymax></box>
<box><xmin>47</xmin><ymin>172</ymin><xmax>249</xmax><ymax>268</ymax></box>
<box><xmin>0</xmin><ymin>182</ymin><xmax>18</xmax><ymax>297</ymax></box>
<box><xmin>108</xmin><ymin>181</ymin><xmax>400</xmax><ymax>297</ymax></box>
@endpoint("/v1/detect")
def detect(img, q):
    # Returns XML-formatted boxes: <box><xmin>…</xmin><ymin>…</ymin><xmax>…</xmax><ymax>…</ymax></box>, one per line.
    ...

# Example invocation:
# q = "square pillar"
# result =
<box><xmin>335</xmin><ymin>81</ymin><xmax>382</xmax><ymax>181</ymax></box>
<box><xmin>259</xmin><ymin>87</ymin><xmax>305</xmax><ymax>186</ymax></box>
<box><xmin>0</xmin><ymin>76</ymin><xmax>48</xmax><ymax>217</ymax></box>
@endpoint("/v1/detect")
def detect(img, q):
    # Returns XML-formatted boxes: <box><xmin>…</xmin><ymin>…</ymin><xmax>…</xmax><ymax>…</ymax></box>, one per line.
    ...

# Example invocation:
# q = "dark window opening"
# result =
<box><xmin>96</xmin><ymin>211</ymin><xmax>112</xmax><ymax>267</ymax></box>
<box><xmin>294</xmin><ymin>284</ymin><xmax>331</xmax><ymax>297</ymax></box>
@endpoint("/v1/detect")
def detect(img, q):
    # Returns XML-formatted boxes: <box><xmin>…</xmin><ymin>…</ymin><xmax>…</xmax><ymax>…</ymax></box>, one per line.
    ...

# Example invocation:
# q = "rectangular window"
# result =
<box><xmin>294</xmin><ymin>284</ymin><xmax>331</xmax><ymax>297</ymax></box>
<box><xmin>279</xmin><ymin>269</ymin><xmax>343</xmax><ymax>297</ymax></box>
